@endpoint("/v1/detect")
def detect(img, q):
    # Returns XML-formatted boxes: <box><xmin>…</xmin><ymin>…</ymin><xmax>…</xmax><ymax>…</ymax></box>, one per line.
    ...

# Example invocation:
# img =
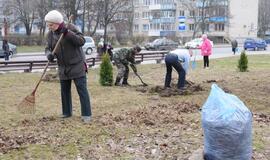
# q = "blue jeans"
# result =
<box><xmin>164</xmin><ymin>54</ymin><xmax>186</xmax><ymax>89</ymax></box>
<box><xmin>60</xmin><ymin>76</ymin><xmax>92</xmax><ymax>117</ymax></box>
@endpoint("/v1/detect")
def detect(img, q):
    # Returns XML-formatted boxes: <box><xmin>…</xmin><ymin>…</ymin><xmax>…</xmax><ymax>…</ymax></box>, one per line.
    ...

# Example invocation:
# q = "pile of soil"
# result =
<box><xmin>135</xmin><ymin>81</ymin><xmax>203</xmax><ymax>97</ymax></box>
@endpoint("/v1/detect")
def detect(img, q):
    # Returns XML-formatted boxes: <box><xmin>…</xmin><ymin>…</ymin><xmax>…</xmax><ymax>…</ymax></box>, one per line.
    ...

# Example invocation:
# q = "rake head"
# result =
<box><xmin>18</xmin><ymin>93</ymin><xmax>36</xmax><ymax>114</ymax></box>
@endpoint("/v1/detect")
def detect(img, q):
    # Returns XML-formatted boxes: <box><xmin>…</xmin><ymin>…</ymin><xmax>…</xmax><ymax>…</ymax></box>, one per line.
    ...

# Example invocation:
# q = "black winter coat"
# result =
<box><xmin>45</xmin><ymin>23</ymin><xmax>86</xmax><ymax>80</ymax></box>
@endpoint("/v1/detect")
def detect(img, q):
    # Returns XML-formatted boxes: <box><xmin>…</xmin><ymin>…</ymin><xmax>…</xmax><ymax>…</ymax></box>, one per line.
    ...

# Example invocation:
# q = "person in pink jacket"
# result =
<box><xmin>198</xmin><ymin>34</ymin><xmax>212</xmax><ymax>69</ymax></box>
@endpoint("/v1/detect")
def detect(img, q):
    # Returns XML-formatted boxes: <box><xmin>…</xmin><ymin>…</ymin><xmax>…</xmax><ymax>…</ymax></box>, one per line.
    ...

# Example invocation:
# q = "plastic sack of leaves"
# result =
<box><xmin>201</xmin><ymin>84</ymin><xmax>252</xmax><ymax>160</ymax></box>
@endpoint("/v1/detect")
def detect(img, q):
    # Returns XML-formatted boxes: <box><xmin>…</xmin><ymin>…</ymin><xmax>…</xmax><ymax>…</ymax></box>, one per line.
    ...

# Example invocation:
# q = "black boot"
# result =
<box><xmin>122</xmin><ymin>78</ymin><xmax>130</xmax><ymax>86</ymax></box>
<box><xmin>115</xmin><ymin>77</ymin><xmax>121</xmax><ymax>86</ymax></box>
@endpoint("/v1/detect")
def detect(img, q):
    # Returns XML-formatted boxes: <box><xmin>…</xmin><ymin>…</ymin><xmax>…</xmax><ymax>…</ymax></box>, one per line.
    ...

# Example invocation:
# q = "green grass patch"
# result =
<box><xmin>17</xmin><ymin>45</ymin><xmax>45</xmax><ymax>53</ymax></box>
<box><xmin>0</xmin><ymin>55</ymin><xmax>270</xmax><ymax>159</ymax></box>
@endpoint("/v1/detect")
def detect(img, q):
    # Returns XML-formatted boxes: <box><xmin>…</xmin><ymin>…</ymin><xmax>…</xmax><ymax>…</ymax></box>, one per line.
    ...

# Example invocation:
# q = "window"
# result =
<box><xmin>189</xmin><ymin>24</ymin><xmax>195</xmax><ymax>31</ymax></box>
<box><xmin>215</xmin><ymin>23</ymin><xmax>224</xmax><ymax>31</ymax></box>
<box><xmin>142</xmin><ymin>12</ymin><xmax>150</xmax><ymax>19</ymax></box>
<box><xmin>205</xmin><ymin>24</ymin><xmax>209</xmax><ymax>31</ymax></box>
<box><xmin>190</xmin><ymin>10</ymin><xmax>195</xmax><ymax>17</ymax></box>
<box><xmin>134</xmin><ymin>0</ymin><xmax>139</xmax><ymax>6</ymax></box>
<box><xmin>150</xmin><ymin>23</ymin><xmax>160</xmax><ymax>30</ymax></box>
<box><xmin>143</xmin><ymin>0</ymin><xmax>151</xmax><ymax>5</ymax></box>
<box><xmin>134</xmin><ymin>12</ymin><xmax>140</xmax><ymax>19</ymax></box>
<box><xmin>179</xmin><ymin>10</ymin><xmax>185</xmax><ymax>16</ymax></box>
<box><xmin>216</xmin><ymin>7</ymin><xmax>226</xmax><ymax>16</ymax></box>
<box><xmin>143</xmin><ymin>24</ymin><xmax>149</xmax><ymax>31</ymax></box>
<box><xmin>134</xmin><ymin>24</ymin><xmax>139</xmax><ymax>31</ymax></box>
<box><xmin>161</xmin><ymin>23</ymin><xmax>174</xmax><ymax>30</ymax></box>
<box><xmin>154</xmin><ymin>0</ymin><xmax>161</xmax><ymax>4</ymax></box>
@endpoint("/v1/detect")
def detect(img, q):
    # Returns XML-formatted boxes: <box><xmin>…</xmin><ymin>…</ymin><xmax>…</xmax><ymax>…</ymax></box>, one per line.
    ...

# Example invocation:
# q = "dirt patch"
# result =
<box><xmin>135</xmin><ymin>81</ymin><xmax>204</xmax><ymax>97</ymax></box>
<box><xmin>254</xmin><ymin>113</ymin><xmax>270</xmax><ymax>123</ymax></box>
<box><xmin>42</xmin><ymin>73</ymin><xmax>59</xmax><ymax>82</ymax></box>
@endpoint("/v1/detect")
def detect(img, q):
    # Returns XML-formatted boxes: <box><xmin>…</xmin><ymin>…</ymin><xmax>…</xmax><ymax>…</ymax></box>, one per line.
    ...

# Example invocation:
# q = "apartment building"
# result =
<box><xmin>0</xmin><ymin>0</ymin><xmax>259</xmax><ymax>42</ymax></box>
<box><xmin>133</xmin><ymin>0</ymin><xmax>259</xmax><ymax>42</ymax></box>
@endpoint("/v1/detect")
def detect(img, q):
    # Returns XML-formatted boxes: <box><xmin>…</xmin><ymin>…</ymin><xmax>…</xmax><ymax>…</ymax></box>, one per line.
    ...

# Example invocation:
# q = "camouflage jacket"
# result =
<box><xmin>113</xmin><ymin>48</ymin><xmax>135</xmax><ymax>65</ymax></box>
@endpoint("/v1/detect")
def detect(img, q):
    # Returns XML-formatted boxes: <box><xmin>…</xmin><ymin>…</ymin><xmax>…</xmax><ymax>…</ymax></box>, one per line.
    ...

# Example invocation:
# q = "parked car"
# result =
<box><xmin>244</xmin><ymin>38</ymin><xmax>267</xmax><ymax>51</ymax></box>
<box><xmin>144</xmin><ymin>38</ymin><xmax>178</xmax><ymax>51</ymax></box>
<box><xmin>184</xmin><ymin>38</ymin><xmax>214</xmax><ymax>49</ymax></box>
<box><xmin>82</xmin><ymin>36</ymin><xmax>96</xmax><ymax>55</ymax></box>
<box><xmin>264</xmin><ymin>38</ymin><xmax>270</xmax><ymax>44</ymax></box>
<box><xmin>0</xmin><ymin>41</ymin><xmax>17</xmax><ymax>58</ymax></box>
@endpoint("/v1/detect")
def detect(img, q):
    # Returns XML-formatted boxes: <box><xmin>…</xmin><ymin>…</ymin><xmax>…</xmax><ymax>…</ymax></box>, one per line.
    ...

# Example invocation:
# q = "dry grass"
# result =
<box><xmin>0</xmin><ymin>54</ymin><xmax>269</xmax><ymax>159</ymax></box>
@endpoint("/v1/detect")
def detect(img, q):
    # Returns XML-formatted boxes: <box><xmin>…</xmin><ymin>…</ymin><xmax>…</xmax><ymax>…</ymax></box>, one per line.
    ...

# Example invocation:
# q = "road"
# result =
<box><xmin>0</xmin><ymin>45</ymin><xmax>269</xmax><ymax>62</ymax></box>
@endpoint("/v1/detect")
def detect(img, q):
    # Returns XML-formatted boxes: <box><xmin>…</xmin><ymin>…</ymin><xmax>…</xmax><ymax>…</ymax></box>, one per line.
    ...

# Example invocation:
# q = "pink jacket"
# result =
<box><xmin>199</xmin><ymin>39</ymin><xmax>212</xmax><ymax>56</ymax></box>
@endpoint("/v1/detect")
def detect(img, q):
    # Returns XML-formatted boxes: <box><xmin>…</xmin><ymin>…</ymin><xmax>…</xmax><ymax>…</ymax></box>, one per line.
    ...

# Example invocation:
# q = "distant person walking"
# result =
<box><xmin>198</xmin><ymin>34</ymin><xmax>212</xmax><ymax>69</ymax></box>
<box><xmin>97</xmin><ymin>38</ymin><xmax>105</xmax><ymax>57</ymax></box>
<box><xmin>2</xmin><ymin>39</ymin><xmax>9</xmax><ymax>61</ymax></box>
<box><xmin>106</xmin><ymin>42</ymin><xmax>113</xmax><ymax>61</ymax></box>
<box><xmin>164</xmin><ymin>48</ymin><xmax>193</xmax><ymax>90</ymax></box>
<box><xmin>231</xmin><ymin>39</ymin><xmax>238</xmax><ymax>55</ymax></box>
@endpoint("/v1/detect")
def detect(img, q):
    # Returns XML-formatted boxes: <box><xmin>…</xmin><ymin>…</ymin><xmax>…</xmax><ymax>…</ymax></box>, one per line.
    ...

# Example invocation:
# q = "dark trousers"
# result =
<box><xmin>232</xmin><ymin>47</ymin><xmax>236</xmax><ymax>54</ymax></box>
<box><xmin>60</xmin><ymin>76</ymin><xmax>92</xmax><ymax>117</ymax></box>
<box><xmin>4</xmin><ymin>52</ymin><xmax>9</xmax><ymax>61</ymax></box>
<box><xmin>203</xmin><ymin>56</ymin><xmax>209</xmax><ymax>68</ymax></box>
<box><xmin>164</xmin><ymin>54</ymin><xmax>186</xmax><ymax>89</ymax></box>
<box><xmin>115</xmin><ymin>60</ymin><xmax>129</xmax><ymax>81</ymax></box>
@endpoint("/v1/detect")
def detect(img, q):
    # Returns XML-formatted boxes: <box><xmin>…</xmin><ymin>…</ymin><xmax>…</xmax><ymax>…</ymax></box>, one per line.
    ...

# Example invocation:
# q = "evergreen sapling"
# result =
<box><xmin>238</xmin><ymin>51</ymin><xmax>248</xmax><ymax>72</ymax></box>
<box><xmin>99</xmin><ymin>53</ymin><xmax>113</xmax><ymax>86</ymax></box>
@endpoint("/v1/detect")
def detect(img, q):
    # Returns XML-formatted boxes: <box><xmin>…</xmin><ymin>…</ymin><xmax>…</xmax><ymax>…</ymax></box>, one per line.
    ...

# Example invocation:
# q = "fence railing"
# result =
<box><xmin>0</xmin><ymin>51</ymin><xmax>169</xmax><ymax>72</ymax></box>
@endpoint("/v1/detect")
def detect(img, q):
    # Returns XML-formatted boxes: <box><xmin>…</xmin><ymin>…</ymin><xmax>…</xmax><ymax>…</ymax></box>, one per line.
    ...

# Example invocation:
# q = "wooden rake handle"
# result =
<box><xmin>31</xmin><ymin>15</ymin><xmax>74</xmax><ymax>95</ymax></box>
<box><xmin>31</xmin><ymin>33</ymin><xmax>64</xmax><ymax>95</ymax></box>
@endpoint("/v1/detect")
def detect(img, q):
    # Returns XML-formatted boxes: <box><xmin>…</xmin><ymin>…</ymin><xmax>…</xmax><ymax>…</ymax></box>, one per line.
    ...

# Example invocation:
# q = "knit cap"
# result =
<box><xmin>45</xmin><ymin>10</ymin><xmax>64</xmax><ymax>24</ymax></box>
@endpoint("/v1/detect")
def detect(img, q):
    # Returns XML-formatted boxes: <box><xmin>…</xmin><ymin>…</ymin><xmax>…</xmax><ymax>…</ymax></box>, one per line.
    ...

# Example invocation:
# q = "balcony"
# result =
<box><xmin>149</xmin><ymin>4</ymin><xmax>161</xmax><ymax>10</ymax></box>
<box><xmin>150</xmin><ymin>17</ymin><xmax>175</xmax><ymax>23</ymax></box>
<box><xmin>209</xmin><ymin>16</ymin><xmax>227</xmax><ymax>22</ymax></box>
<box><xmin>148</xmin><ymin>30</ymin><xmax>176</xmax><ymax>37</ymax></box>
<box><xmin>149</xmin><ymin>4</ymin><xmax>176</xmax><ymax>10</ymax></box>
<box><xmin>196</xmin><ymin>1</ymin><xmax>228</xmax><ymax>7</ymax></box>
<box><xmin>148</xmin><ymin>30</ymin><xmax>161</xmax><ymax>36</ymax></box>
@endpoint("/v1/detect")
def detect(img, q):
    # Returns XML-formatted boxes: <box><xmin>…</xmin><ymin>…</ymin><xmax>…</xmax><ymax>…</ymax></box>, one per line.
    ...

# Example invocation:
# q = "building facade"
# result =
<box><xmin>133</xmin><ymin>0</ymin><xmax>259</xmax><ymax>42</ymax></box>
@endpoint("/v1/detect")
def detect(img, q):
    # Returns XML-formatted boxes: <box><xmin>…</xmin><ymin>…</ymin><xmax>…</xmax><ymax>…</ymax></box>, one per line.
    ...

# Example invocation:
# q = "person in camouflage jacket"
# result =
<box><xmin>113</xmin><ymin>45</ymin><xmax>141</xmax><ymax>86</ymax></box>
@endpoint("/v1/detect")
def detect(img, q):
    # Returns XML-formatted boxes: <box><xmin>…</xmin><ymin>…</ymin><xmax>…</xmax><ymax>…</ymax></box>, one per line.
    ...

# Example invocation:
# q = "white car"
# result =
<box><xmin>184</xmin><ymin>38</ymin><xmax>214</xmax><ymax>49</ymax></box>
<box><xmin>82</xmin><ymin>36</ymin><xmax>96</xmax><ymax>55</ymax></box>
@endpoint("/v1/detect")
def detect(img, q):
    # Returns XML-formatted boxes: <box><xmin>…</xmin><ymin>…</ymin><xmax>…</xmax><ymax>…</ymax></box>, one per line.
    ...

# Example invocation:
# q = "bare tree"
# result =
<box><xmin>35</xmin><ymin>0</ymin><xmax>52</xmax><ymax>36</ymax></box>
<box><xmin>179</xmin><ymin>0</ymin><xmax>229</xmax><ymax>38</ymax></box>
<box><xmin>4</xmin><ymin>0</ymin><xmax>37</xmax><ymax>36</ymax></box>
<box><xmin>258</xmin><ymin>0</ymin><xmax>270</xmax><ymax>38</ymax></box>
<box><xmin>59</xmin><ymin>0</ymin><xmax>82</xmax><ymax>21</ymax></box>
<box><xmin>125</xmin><ymin>0</ymin><xmax>134</xmax><ymax>37</ymax></box>
<box><xmin>97</xmin><ymin>0</ymin><xmax>130</xmax><ymax>43</ymax></box>
<box><xmin>178</xmin><ymin>0</ymin><xmax>201</xmax><ymax>38</ymax></box>
<box><xmin>84</xmin><ymin>0</ymin><xmax>101</xmax><ymax>36</ymax></box>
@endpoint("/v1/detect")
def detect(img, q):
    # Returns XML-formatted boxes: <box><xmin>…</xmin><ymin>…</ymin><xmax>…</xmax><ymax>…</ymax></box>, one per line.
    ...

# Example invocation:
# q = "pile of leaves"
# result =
<box><xmin>84</xmin><ymin>101</ymin><xmax>202</xmax><ymax>159</ymax></box>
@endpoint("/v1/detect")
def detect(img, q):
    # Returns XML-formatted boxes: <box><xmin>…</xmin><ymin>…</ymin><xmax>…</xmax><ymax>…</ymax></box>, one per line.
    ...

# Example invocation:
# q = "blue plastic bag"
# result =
<box><xmin>202</xmin><ymin>84</ymin><xmax>252</xmax><ymax>160</ymax></box>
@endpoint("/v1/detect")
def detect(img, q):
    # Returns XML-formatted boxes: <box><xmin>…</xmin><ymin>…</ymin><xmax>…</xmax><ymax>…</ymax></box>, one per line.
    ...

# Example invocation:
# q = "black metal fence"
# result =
<box><xmin>0</xmin><ymin>51</ymin><xmax>168</xmax><ymax>73</ymax></box>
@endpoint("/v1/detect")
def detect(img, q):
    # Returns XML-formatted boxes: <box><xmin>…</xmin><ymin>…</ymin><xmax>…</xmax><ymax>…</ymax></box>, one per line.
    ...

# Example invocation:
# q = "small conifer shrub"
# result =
<box><xmin>238</xmin><ymin>51</ymin><xmax>248</xmax><ymax>72</ymax></box>
<box><xmin>99</xmin><ymin>53</ymin><xmax>113</xmax><ymax>86</ymax></box>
